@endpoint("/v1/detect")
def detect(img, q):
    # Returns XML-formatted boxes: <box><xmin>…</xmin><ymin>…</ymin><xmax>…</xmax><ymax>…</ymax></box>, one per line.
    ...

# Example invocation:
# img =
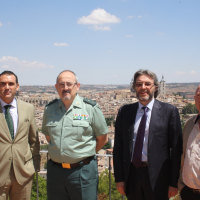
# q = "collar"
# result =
<box><xmin>194</xmin><ymin>114</ymin><xmax>200</xmax><ymax>124</ymax></box>
<box><xmin>0</xmin><ymin>98</ymin><xmax>17</xmax><ymax>109</ymax></box>
<box><xmin>138</xmin><ymin>98</ymin><xmax>155</xmax><ymax>111</ymax></box>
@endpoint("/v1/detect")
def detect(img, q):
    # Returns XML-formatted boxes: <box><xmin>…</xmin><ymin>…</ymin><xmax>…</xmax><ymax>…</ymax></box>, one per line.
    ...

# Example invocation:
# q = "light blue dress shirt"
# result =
<box><xmin>132</xmin><ymin>98</ymin><xmax>155</xmax><ymax>162</ymax></box>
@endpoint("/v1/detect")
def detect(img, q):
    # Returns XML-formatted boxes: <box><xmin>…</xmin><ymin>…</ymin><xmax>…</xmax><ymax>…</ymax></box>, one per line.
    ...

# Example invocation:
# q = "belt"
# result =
<box><xmin>140</xmin><ymin>162</ymin><xmax>148</xmax><ymax>167</ymax></box>
<box><xmin>50</xmin><ymin>156</ymin><xmax>94</xmax><ymax>169</ymax></box>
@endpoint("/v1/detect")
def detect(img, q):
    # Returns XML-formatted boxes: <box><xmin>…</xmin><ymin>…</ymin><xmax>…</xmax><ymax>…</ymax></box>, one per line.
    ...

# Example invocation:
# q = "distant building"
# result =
<box><xmin>159</xmin><ymin>75</ymin><xmax>166</xmax><ymax>96</ymax></box>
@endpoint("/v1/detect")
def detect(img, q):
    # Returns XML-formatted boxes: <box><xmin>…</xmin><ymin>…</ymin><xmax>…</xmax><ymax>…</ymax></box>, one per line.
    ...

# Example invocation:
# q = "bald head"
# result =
<box><xmin>56</xmin><ymin>70</ymin><xmax>78</xmax><ymax>83</ymax></box>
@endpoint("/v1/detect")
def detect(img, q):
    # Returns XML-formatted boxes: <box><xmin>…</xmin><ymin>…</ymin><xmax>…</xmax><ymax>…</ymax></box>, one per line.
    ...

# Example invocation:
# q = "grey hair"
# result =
<box><xmin>131</xmin><ymin>69</ymin><xmax>159</xmax><ymax>98</ymax></box>
<box><xmin>56</xmin><ymin>70</ymin><xmax>78</xmax><ymax>83</ymax></box>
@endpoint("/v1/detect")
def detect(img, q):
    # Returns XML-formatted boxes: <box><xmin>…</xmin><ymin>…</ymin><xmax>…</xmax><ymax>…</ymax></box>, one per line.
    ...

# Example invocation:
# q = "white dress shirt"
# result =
<box><xmin>0</xmin><ymin>98</ymin><xmax>18</xmax><ymax>136</ymax></box>
<box><xmin>132</xmin><ymin>98</ymin><xmax>155</xmax><ymax>162</ymax></box>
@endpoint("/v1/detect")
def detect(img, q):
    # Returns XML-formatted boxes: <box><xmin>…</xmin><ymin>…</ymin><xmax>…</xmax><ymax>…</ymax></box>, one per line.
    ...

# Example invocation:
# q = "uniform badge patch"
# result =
<box><xmin>73</xmin><ymin>114</ymin><xmax>89</xmax><ymax>120</ymax></box>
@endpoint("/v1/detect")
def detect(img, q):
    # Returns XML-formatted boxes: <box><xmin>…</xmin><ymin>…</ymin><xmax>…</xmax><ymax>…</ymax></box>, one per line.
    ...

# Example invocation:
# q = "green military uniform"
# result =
<box><xmin>42</xmin><ymin>94</ymin><xmax>108</xmax><ymax>200</ymax></box>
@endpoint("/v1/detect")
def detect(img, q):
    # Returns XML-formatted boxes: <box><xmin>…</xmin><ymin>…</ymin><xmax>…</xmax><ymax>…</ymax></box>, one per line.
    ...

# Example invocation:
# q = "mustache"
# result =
<box><xmin>4</xmin><ymin>89</ymin><xmax>11</xmax><ymax>92</ymax></box>
<box><xmin>139</xmin><ymin>89</ymin><xmax>148</xmax><ymax>93</ymax></box>
<box><xmin>62</xmin><ymin>90</ymin><xmax>70</xmax><ymax>95</ymax></box>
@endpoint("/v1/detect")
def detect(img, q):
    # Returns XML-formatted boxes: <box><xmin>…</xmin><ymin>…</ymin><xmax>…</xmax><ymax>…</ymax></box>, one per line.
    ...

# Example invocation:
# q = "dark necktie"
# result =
<box><xmin>4</xmin><ymin>105</ymin><xmax>14</xmax><ymax>140</ymax></box>
<box><xmin>132</xmin><ymin>107</ymin><xmax>148</xmax><ymax>168</ymax></box>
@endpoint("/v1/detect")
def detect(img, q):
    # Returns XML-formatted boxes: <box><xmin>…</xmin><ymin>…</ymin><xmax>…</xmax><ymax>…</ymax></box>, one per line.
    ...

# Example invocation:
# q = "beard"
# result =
<box><xmin>62</xmin><ymin>90</ymin><xmax>71</xmax><ymax>100</ymax></box>
<box><xmin>136</xmin><ymin>89</ymin><xmax>154</xmax><ymax>102</ymax></box>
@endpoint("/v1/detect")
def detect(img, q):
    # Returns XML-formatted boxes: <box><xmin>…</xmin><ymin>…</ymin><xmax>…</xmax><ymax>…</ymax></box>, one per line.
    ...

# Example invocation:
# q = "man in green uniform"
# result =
<box><xmin>42</xmin><ymin>70</ymin><xmax>108</xmax><ymax>200</ymax></box>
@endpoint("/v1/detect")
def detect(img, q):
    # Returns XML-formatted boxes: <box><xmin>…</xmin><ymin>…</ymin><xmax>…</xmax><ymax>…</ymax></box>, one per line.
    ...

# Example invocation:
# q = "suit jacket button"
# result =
<box><xmin>9</xmin><ymin>157</ymin><xmax>12</xmax><ymax>160</ymax></box>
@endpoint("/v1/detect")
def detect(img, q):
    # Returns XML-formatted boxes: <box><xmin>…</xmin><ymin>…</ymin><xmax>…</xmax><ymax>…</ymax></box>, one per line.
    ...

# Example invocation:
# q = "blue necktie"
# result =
<box><xmin>132</xmin><ymin>107</ymin><xmax>148</xmax><ymax>168</ymax></box>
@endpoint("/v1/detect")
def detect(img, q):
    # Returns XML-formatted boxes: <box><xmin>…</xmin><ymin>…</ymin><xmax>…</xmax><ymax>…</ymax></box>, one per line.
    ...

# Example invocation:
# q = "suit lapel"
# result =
<box><xmin>0</xmin><ymin>102</ymin><xmax>12</xmax><ymax>141</ymax></box>
<box><xmin>14</xmin><ymin>99</ymin><xmax>24</xmax><ymax>141</ymax></box>
<box><xmin>128</xmin><ymin>103</ymin><xmax>138</xmax><ymax>155</ymax></box>
<box><xmin>148</xmin><ymin>99</ymin><xmax>161</xmax><ymax>148</ymax></box>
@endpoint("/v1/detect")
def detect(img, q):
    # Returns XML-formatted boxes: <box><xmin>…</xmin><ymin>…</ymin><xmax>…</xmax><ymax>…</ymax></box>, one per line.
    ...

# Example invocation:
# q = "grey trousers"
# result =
<box><xmin>47</xmin><ymin>158</ymin><xmax>98</xmax><ymax>200</ymax></box>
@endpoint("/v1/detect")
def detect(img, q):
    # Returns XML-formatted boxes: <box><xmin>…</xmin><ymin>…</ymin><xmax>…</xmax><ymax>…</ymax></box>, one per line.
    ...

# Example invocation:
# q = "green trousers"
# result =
<box><xmin>47</xmin><ymin>157</ymin><xmax>98</xmax><ymax>200</ymax></box>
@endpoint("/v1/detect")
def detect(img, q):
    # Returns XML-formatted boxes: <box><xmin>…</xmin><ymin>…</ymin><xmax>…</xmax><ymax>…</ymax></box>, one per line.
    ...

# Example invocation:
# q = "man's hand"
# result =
<box><xmin>168</xmin><ymin>186</ymin><xmax>178</xmax><ymax>198</ymax></box>
<box><xmin>116</xmin><ymin>182</ymin><xmax>126</xmax><ymax>195</ymax></box>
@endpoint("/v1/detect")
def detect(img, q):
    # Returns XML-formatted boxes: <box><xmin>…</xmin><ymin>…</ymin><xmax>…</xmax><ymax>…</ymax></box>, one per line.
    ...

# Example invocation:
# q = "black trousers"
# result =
<box><xmin>180</xmin><ymin>185</ymin><xmax>200</xmax><ymax>200</ymax></box>
<box><xmin>127</xmin><ymin>163</ymin><xmax>168</xmax><ymax>200</ymax></box>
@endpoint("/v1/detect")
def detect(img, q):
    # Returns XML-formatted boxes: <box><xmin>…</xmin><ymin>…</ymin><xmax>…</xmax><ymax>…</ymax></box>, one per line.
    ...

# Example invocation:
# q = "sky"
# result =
<box><xmin>0</xmin><ymin>0</ymin><xmax>200</xmax><ymax>85</ymax></box>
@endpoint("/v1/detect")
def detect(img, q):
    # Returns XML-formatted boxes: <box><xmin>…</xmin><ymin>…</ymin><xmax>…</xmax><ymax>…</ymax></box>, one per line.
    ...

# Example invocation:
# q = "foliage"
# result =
<box><xmin>173</xmin><ymin>92</ymin><xmax>186</xmax><ymax>99</ymax></box>
<box><xmin>40</xmin><ymin>144</ymin><xmax>49</xmax><ymax>150</ymax></box>
<box><xmin>98</xmin><ymin>169</ymin><xmax>127</xmax><ymax>200</ymax></box>
<box><xmin>31</xmin><ymin>173</ymin><xmax>47</xmax><ymax>200</ymax></box>
<box><xmin>105</xmin><ymin>117</ymin><xmax>116</xmax><ymax>127</ymax></box>
<box><xmin>103</xmin><ymin>141</ymin><xmax>111</xmax><ymax>150</ymax></box>
<box><xmin>98</xmin><ymin>193</ymin><xmax>109</xmax><ymax>200</ymax></box>
<box><xmin>44</xmin><ymin>162</ymin><xmax>47</xmax><ymax>169</ymax></box>
<box><xmin>181</xmin><ymin>118</ymin><xmax>185</xmax><ymax>131</ymax></box>
<box><xmin>182</xmin><ymin>103</ymin><xmax>198</xmax><ymax>114</ymax></box>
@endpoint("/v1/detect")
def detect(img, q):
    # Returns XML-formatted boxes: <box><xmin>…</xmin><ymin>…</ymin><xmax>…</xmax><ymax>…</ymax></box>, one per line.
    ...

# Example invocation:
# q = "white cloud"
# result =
<box><xmin>0</xmin><ymin>22</ymin><xmax>2</xmax><ymax>26</ymax></box>
<box><xmin>54</xmin><ymin>43</ymin><xmax>69</xmax><ymax>46</ymax></box>
<box><xmin>175</xmin><ymin>71</ymin><xmax>186</xmax><ymax>75</ymax></box>
<box><xmin>128</xmin><ymin>15</ymin><xmax>144</xmax><ymax>19</ymax></box>
<box><xmin>112</xmin><ymin>74</ymin><xmax>117</xmax><ymax>77</ymax></box>
<box><xmin>126</xmin><ymin>35</ymin><xmax>133</xmax><ymax>38</ymax></box>
<box><xmin>90</xmin><ymin>25</ymin><xmax>111</xmax><ymax>31</ymax></box>
<box><xmin>0</xmin><ymin>56</ymin><xmax>54</xmax><ymax>71</ymax></box>
<box><xmin>108</xmin><ymin>50</ymin><xmax>113</xmax><ymax>53</ymax></box>
<box><xmin>77</xmin><ymin>8</ymin><xmax>121</xmax><ymax>25</ymax></box>
<box><xmin>156</xmin><ymin>32</ymin><xmax>164</xmax><ymax>35</ymax></box>
<box><xmin>1</xmin><ymin>65</ymin><xmax>9</xmax><ymax>69</ymax></box>
<box><xmin>190</xmin><ymin>70</ymin><xmax>196</xmax><ymax>75</ymax></box>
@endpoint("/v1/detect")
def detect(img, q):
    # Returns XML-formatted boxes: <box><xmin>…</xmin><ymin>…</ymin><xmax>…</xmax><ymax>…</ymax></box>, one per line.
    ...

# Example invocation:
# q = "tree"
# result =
<box><xmin>105</xmin><ymin>117</ymin><xmax>115</xmax><ymax>127</ymax></box>
<box><xmin>31</xmin><ymin>173</ymin><xmax>47</xmax><ymax>200</ymax></box>
<box><xmin>40</xmin><ymin>144</ymin><xmax>49</xmax><ymax>150</ymax></box>
<box><xmin>182</xmin><ymin>103</ymin><xmax>198</xmax><ymax>114</ymax></box>
<box><xmin>103</xmin><ymin>141</ymin><xmax>111</xmax><ymax>150</ymax></box>
<box><xmin>98</xmin><ymin>169</ymin><xmax>127</xmax><ymax>200</ymax></box>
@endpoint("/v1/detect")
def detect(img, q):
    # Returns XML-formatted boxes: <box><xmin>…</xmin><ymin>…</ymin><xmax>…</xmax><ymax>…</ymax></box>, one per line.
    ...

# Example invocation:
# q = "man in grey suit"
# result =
<box><xmin>0</xmin><ymin>71</ymin><xmax>40</xmax><ymax>200</ymax></box>
<box><xmin>113</xmin><ymin>69</ymin><xmax>182</xmax><ymax>200</ymax></box>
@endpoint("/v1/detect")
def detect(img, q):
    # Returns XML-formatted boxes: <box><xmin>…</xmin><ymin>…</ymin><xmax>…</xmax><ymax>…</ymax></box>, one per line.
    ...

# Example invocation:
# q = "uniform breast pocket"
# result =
<box><xmin>46</xmin><ymin>122</ymin><xmax>58</xmax><ymax>136</ymax></box>
<box><xmin>72</xmin><ymin>120</ymin><xmax>90</xmax><ymax>140</ymax></box>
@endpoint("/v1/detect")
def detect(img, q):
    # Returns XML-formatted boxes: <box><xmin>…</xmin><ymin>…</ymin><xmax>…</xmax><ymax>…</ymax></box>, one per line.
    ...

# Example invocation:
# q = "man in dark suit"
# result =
<box><xmin>113</xmin><ymin>69</ymin><xmax>182</xmax><ymax>200</ymax></box>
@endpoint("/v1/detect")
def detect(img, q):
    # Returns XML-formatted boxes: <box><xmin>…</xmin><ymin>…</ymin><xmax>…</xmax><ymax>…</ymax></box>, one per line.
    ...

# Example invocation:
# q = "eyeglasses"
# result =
<box><xmin>135</xmin><ymin>82</ymin><xmax>154</xmax><ymax>88</ymax></box>
<box><xmin>58</xmin><ymin>82</ymin><xmax>77</xmax><ymax>89</ymax></box>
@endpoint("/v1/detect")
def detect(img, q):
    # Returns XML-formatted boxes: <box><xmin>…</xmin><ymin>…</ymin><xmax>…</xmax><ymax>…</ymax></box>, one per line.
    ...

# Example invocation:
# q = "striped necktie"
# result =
<box><xmin>132</xmin><ymin>107</ymin><xmax>148</xmax><ymax>168</ymax></box>
<box><xmin>4</xmin><ymin>105</ymin><xmax>14</xmax><ymax>140</ymax></box>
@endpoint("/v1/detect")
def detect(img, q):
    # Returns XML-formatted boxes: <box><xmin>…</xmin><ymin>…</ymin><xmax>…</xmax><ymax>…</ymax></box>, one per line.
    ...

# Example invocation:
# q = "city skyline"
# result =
<box><xmin>1</xmin><ymin>0</ymin><xmax>200</xmax><ymax>85</ymax></box>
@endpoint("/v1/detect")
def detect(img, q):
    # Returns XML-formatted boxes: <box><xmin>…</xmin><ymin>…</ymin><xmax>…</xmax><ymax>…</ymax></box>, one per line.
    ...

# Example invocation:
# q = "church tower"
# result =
<box><xmin>159</xmin><ymin>75</ymin><xmax>166</xmax><ymax>96</ymax></box>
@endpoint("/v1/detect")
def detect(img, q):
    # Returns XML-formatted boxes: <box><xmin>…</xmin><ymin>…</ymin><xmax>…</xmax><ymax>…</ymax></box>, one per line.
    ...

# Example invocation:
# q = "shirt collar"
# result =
<box><xmin>0</xmin><ymin>98</ymin><xmax>17</xmax><ymax>108</ymax></box>
<box><xmin>138</xmin><ymin>98</ymin><xmax>155</xmax><ymax>111</ymax></box>
<box><xmin>72</xmin><ymin>94</ymin><xmax>82</xmax><ymax>108</ymax></box>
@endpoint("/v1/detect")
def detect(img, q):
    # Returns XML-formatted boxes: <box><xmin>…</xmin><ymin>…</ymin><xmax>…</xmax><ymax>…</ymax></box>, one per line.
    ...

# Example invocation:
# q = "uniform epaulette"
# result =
<box><xmin>83</xmin><ymin>98</ymin><xmax>97</xmax><ymax>106</ymax></box>
<box><xmin>45</xmin><ymin>99</ymin><xmax>58</xmax><ymax>107</ymax></box>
